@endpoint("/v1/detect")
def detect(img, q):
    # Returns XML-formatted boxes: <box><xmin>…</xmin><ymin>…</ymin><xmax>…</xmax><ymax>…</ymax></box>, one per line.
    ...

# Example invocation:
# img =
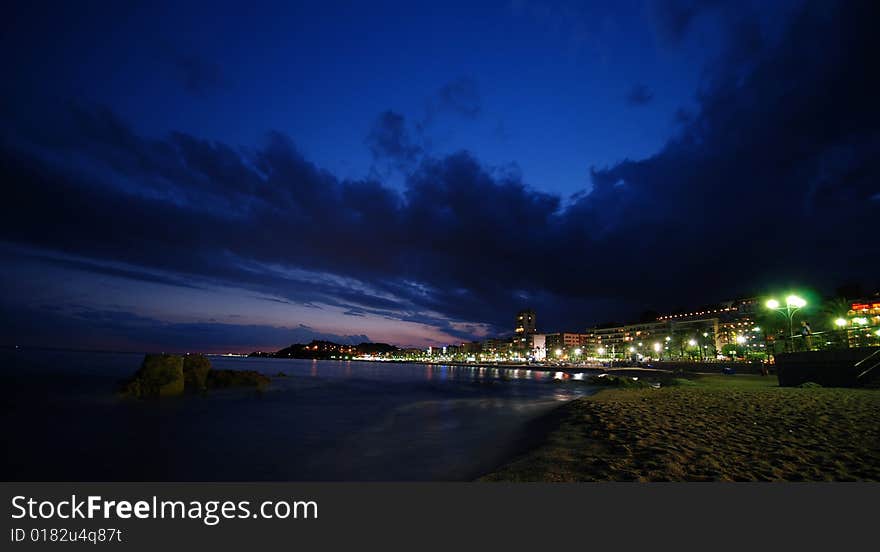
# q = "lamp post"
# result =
<box><xmin>766</xmin><ymin>295</ymin><xmax>807</xmax><ymax>352</ymax></box>
<box><xmin>834</xmin><ymin>318</ymin><xmax>849</xmax><ymax>349</ymax></box>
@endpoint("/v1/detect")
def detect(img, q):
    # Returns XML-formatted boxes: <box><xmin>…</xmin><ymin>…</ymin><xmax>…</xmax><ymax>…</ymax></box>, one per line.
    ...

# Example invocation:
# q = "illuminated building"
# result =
<box><xmin>514</xmin><ymin>309</ymin><xmax>537</xmax><ymax>351</ymax></box>
<box><xmin>530</xmin><ymin>333</ymin><xmax>546</xmax><ymax>360</ymax></box>
<box><xmin>849</xmin><ymin>299</ymin><xmax>880</xmax><ymax>322</ymax></box>
<box><xmin>545</xmin><ymin>333</ymin><xmax>588</xmax><ymax>357</ymax></box>
<box><xmin>655</xmin><ymin>297</ymin><xmax>759</xmax><ymax>350</ymax></box>
<box><xmin>515</xmin><ymin>309</ymin><xmax>536</xmax><ymax>335</ymax></box>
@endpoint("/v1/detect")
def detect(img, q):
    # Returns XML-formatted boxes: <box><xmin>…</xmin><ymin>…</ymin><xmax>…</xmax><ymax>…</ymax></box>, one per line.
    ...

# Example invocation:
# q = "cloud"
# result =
<box><xmin>433</xmin><ymin>77</ymin><xmax>481</xmax><ymax>120</ymax></box>
<box><xmin>1</xmin><ymin>0</ymin><xmax>878</xmax><ymax>347</ymax></box>
<box><xmin>0</xmin><ymin>302</ymin><xmax>369</xmax><ymax>353</ymax></box>
<box><xmin>648</xmin><ymin>0</ymin><xmax>721</xmax><ymax>45</ymax></box>
<box><xmin>170</xmin><ymin>53</ymin><xmax>226</xmax><ymax>97</ymax></box>
<box><xmin>365</xmin><ymin>110</ymin><xmax>423</xmax><ymax>170</ymax></box>
<box><xmin>416</xmin><ymin>77</ymin><xmax>483</xmax><ymax>135</ymax></box>
<box><xmin>625</xmin><ymin>84</ymin><xmax>654</xmax><ymax>106</ymax></box>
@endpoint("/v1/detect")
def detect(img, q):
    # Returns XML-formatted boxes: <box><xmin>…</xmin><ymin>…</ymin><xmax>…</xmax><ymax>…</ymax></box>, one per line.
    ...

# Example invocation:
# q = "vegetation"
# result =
<box><xmin>250</xmin><ymin>340</ymin><xmax>399</xmax><ymax>359</ymax></box>
<box><xmin>183</xmin><ymin>354</ymin><xmax>211</xmax><ymax>391</ymax></box>
<box><xmin>205</xmin><ymin>369</ymin><xmax>270</xmax><ymax>390</ymax></box>
<box><xmin>119</xmin><ymin>354</ymin><xmax>185</xmax><ymax>398</ymax></box>
<box><xmin>482</xmin><ymin>374</ymin><xmax>880</xmax><ymax>481</ymax></box>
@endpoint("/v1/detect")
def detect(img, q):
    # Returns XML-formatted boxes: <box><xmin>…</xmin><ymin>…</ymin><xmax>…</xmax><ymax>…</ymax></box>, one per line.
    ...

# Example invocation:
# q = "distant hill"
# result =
<box><xmin>249</xmin><ymin>340</ymin><xmax>399</xmax><ymax>359</ymax></box>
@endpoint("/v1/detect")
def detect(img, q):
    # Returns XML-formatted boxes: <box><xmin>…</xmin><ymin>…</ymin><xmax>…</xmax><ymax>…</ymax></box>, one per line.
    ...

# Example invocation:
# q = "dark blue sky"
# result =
<box><xmin>1</xmin><ymin>0</ymin><xmax>877</xmax><ymax>351</ymax></box>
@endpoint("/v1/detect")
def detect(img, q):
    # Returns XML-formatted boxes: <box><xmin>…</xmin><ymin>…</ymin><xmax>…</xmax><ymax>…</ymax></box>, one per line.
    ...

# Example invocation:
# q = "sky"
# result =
<box><xmin>1</xmin><ymin>0</ymin><xmax>878</xmax><ymax>352</ymax></box>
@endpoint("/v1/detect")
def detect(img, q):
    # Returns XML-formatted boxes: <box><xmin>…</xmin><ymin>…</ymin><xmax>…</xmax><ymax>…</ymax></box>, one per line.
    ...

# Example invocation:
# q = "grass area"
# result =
<box><xmin>481</xmin><ymin>374</ymin><xmax>880</xmax><ymax>481</ymax></box>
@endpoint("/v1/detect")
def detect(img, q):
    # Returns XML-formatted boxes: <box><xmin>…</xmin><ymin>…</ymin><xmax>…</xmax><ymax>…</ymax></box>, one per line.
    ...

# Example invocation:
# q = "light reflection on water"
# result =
<box><xmin>2</xmin><ymin>350</ymin><xmax>597</xmax><ymax>481</ymax></box>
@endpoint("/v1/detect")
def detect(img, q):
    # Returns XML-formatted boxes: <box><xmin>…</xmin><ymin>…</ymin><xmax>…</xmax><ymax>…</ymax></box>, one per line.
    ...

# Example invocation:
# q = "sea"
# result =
<box><xmin>1</xmin><ymin>348</ymin><xmax>598</xmax><ymax>481</ymax></box>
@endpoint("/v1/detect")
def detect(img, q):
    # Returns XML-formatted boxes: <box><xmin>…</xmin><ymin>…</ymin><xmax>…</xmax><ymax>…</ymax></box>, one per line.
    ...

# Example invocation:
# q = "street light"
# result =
<box><xmin>766</xmin><ymin>294</ymin><xmax>807</xmax><ymax>350</ymax></box>
<box><xmin>834</xmin><ymin>318</ymin><xmax>848</xmax><ymax>328</ymax></box>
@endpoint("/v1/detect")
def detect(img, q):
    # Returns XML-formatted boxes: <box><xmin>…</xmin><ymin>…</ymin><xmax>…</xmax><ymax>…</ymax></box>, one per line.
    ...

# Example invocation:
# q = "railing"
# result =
<box><xmin>856</xmin><ymin>349</ymin><xmax>880</xmax><ymax>380</ymax></box>
<box><xmin>771</xmin><ymin>325</ymin><xmax>880</xmax><ymax>354</ymax></box>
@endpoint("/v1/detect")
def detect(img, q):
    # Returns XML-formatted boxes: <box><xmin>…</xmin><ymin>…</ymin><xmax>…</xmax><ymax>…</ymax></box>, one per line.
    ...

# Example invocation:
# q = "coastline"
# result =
<box><xmin>479</xmin><ymin>374</ymin><xmax>880</xmax><ymax>481</ymax></box>
<box><xmin>249</xmin><ymin>354</ymin><xmax>677</xmax><ymax>379</ymax></box>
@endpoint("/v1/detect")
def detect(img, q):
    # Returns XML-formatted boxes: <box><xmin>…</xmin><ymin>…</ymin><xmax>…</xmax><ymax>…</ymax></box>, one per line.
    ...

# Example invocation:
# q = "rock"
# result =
<box><xmin>120</xmin><ymin>354</ymin><xmax>185</xmax><ymax>398</ymax></box>
<box><xmin>206</xmin><ymin>369</ymin><xmax>270</xmax><ymax>390</ymax></box>
<box><xmin>121</xmin><ymin>354</ymin><xmax>271</xmax><ymax>398</ymax></box>
<box><xmin>183</xmin><ymin>354</ymin><xmax>212</xmax><ymax>391</ymax></box>
<box><xmin>588</xmin><ymin>374</ymin><xmax>648</xmax><ymax>388</ymax></box>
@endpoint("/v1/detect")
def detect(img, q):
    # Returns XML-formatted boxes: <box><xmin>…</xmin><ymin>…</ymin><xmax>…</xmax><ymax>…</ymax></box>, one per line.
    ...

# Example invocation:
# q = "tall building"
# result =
<box><xmin>515</xmin><ymin>309</ymin><xmax>536</xmax><ymax>335</ymax></box>
<box><xmin>514</xmin><ymin>309</ymin><xmax>537</xmax><ymax>352</ymax></box>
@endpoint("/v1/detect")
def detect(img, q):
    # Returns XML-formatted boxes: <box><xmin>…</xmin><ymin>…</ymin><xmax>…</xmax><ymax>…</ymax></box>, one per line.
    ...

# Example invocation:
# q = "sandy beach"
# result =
<box><xmin>481</xmin><ymin>375</ymin><xmax>880</xmax><ymax>481</ymax></box>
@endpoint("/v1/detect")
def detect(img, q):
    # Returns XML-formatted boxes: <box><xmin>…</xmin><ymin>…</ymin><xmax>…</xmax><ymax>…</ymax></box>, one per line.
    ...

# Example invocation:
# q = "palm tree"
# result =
<box><xmin>821</xmin><ymin>296</ymin><xmax>852</xmax><ymax>348</ymax></box>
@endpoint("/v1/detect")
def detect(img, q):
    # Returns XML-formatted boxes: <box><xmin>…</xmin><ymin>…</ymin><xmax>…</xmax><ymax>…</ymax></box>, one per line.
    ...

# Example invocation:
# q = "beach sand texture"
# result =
<box><xmin>482</xmin><ymin>375</ymin><xmax>880</xmax><ymax>481</ymax></box>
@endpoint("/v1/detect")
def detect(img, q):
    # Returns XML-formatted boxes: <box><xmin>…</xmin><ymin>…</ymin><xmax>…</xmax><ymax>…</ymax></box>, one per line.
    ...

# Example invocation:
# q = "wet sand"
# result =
<box><xmin>481</xmin><ymin>375</ymin><xmax>880</xmax><ymax>481</ymax></box>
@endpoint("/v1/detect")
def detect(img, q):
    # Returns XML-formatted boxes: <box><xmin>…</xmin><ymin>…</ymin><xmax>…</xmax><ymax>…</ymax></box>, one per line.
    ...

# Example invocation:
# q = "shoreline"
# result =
<box><xmin>247</xmin><ymin>355</ymin><xmax>677</xmax><ymax>378</ymax></box>
<box><xmin>479</xmin><ymin>374</ymin><xmax>880</xmax><ymax>481</ymax></box>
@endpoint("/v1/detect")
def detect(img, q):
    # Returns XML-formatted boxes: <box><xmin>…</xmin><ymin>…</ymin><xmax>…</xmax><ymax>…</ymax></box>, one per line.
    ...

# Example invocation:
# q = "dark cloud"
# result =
<box><xmin>365</xmin><ymin>110</ymin><xmax>423</xmax><ymax>169</ymax></box>
<box><xmin>625</xmin><ymin>83</ymin><xmax>654</xmax><ymax>106</ymax></box>
<box><xmin>418</xmin><ymin>77</ymin><xmax>483</xmax><ymax>133</ymax></box>
<box><xmin>434</xmin><ymin>77</ymin><xmax>481</xmax><ymax>120</ymax></box>
<box><xmin>0</xmin><ymin>302</ymin><xmax>369</xmax><ymax>353</ymax></box>
<box><xmin>648</xmin><ymin>0</ymin><xmax>721</xmax><ymax>45</ymax></box>
<box><xmin>170</xmin><ymin>53</ymin><xmax>226</xmax><ymax>97</ymax></box>
<box><xmin>1</xmin><ymin>0</ymin><xmax>878</xmax><ymax>347</ymax></box>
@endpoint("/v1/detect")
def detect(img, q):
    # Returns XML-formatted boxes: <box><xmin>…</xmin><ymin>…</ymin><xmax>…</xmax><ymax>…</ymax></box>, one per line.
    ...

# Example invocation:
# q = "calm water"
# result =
<box><xmin>1</xmin><ymin>349</ymin><xmax>597</xmax><ymax>481</ymax></box>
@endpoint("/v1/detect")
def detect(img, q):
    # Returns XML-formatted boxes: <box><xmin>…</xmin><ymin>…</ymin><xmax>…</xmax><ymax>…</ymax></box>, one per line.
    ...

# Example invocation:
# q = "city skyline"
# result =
<box><xmin>2</xmin><ymin>1</ymin><xmax>878</xmax><ymax>352</ymax></box>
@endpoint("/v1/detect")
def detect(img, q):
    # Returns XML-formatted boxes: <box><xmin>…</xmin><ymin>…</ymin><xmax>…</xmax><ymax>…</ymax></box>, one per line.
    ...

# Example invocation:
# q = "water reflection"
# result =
<box><xmin>1</xmin><ymin>350</ymin><xmax>598</xmax><ymax>481</ymax></box>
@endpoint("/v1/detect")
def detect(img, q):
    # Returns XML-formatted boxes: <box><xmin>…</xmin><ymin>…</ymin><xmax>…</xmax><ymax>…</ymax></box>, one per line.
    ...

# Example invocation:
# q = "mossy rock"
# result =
<box><xmin>206</xmin><ymin>369</ymin><xmax>270</xmax><ymax>390</ymax></box>
<box><xmin>120</xmin><ymin>354</ymin><xmax>185</xmax><ymax>398</ymax></box>
<box><xmin>183</xmin><ymin>354</ymin><xmax>212</xmax><ymax>392</ymax></box>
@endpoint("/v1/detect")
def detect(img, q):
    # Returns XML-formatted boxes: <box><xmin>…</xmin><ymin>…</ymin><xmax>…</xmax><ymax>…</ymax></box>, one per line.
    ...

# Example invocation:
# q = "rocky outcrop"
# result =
<box><xmin>120</xmin><ymin>354</ymin><xmax>270</xmax><ymax>398</ymax></box>
<box><xmin>120</xmin><ymin>354</ymin><xmax>185</xmax><ymax>398</ymax></box>
<box><xmin>183</xmin><ymin>354</ymin><xmax>211</xmax><ymax>391</ymax></box>
<box><xmin>588</xmin><ymin>374</ymin><xmax>649</xmax><ymax>388</ymax></box>
<box><xmin>206</xmin><ymin>369</ymin><xmax>270</xmax><ymax>390</ymax></box>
